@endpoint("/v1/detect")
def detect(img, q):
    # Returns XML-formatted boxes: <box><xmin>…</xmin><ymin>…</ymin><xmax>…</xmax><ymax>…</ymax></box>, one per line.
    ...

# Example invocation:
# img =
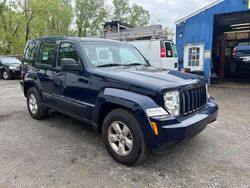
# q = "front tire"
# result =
<box><xmin>102</xmin><ymin>109</ymin><xmax>149</xmax><ymax>166</ymax></box>
<box><xmin>3</xmin><ymin>70</ymin><xmax>11</xmax><ymax>80</ymax></box>
<box><xmin>27</xmin><ymin>87</ymin><xmax>48</xmax><ymax>120</ymax></box>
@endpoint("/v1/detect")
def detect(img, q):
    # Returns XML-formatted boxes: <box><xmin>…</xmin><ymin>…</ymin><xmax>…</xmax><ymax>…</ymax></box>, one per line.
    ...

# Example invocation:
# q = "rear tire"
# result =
<box><xmin>27</xmin><ymin>87</ymin><xmax>48</xmax><ymax>120</ymax></box>
<box><xmin>3</xmin><ymin>70</ymin><xmax>11</xmax><ymax>80</ymax></box>
<box><xmin>102</xmin><ymin>108</ymin><xmax>149</xmax><ymax>166</ymax></box>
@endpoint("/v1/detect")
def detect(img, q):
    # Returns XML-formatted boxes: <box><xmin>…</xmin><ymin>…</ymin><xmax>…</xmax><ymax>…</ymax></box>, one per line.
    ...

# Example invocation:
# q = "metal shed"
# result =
<box><xmin>176</xmin><ymin>0</ymin><xmax>250</xmax><ymax>81</ymax></box>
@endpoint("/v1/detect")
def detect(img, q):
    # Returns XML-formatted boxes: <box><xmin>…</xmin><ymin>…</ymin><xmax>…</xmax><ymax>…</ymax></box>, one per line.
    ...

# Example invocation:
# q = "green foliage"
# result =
<box><xmin>129</xmin><ymin>4</ymin><xmax>150</xmax><ymax>27</ymax></box>
<box><xmin>0</xmin><ymin>0</ymin><xmax>151</xmax><ymax>55</ymax></box>
<box><xmin>75</xmin><ymin>0</ymin><xmax>108</xmax><ymax>37</ymax></box>
<box><xmin>0</xmin><ymin>1</ymin><xmax>26</xmax><ymax>54</ymax></box>
<box><xmin>112</xmin><ymin>0</ymin><xmax>130</xmax><ymax>23</ymax></box>
<box><xmin>18</xmin><ymin>0</ymin><xmax>73</xmax><ymax>38</ymax></box>
<box><xmin>112</xmin><ymin>0</ymin><xmax>150</xmax><ymax>27</ymax></box>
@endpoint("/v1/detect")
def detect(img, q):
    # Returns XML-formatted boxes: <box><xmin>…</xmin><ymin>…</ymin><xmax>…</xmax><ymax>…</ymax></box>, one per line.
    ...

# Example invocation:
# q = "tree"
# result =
<box><xmin>75</xmin><ymin>0</ymin><xmax>108</xmax><ymax>37</ymax></box>
<box><xmin>163</xmin><ymin>27</ymin><xmax>175</xmax><ymax>40</ymax></box>
<box><xmin>0</xmin><ymin>0</ymin><xmax>150</xmax><ymax>55</ymax></box>
<box><xmin>0</xmin><ymin>0</ymin><xmax>73</xmax><ymax>55</ymax></box>
<box><xmin>0</xmin><ymin>1</ymin><xmax>25</xmax><ymax>54</ymax></box>
<box><xmin>129</xmin><ymin>4</ymin><xmax>150</xmax><ymax>27</ymax></box>
<box><xmin>112</xmin><ymin>0</ymin><xmax>130</xmax><ymax>22</ymax></box>
<box><xmin>112</xmin><ymin>0</ymin><xmax>150</xmax><ymax>27</ymax></box>
<box><xmin>17</xmin><ymin>0</ymin><xmax>72</xmax><ymax>39</ymax></box>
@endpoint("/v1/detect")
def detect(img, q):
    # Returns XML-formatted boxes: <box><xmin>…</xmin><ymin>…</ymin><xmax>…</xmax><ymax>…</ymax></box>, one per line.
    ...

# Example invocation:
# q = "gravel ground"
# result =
<box><xmin>0</xmin><ymin>80</ymin><xmax>249</xmax><ymax>188</ymax></box>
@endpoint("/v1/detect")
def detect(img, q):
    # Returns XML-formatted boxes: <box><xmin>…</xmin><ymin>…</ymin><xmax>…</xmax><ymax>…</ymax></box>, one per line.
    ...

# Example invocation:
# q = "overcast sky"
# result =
<box><xmin>126</xmin><ymin>0</ymin><xmax>216</xmax><ymax>28</ymax></box>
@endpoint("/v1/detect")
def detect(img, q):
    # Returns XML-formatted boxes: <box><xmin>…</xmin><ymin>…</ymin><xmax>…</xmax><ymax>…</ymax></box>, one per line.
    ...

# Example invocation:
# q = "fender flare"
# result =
<box><xmin>93</xmin><ymin>88</ymin><xmax>161</xmax><ymax>149</ymax></box>
<box><xmin>23</xmin><ymin>74</ymin><xmax>42</xmax><ymax>97</ymax></box>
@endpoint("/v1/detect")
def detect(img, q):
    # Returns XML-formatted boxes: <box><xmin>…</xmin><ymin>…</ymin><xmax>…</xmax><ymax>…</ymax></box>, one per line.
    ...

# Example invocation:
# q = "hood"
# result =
<box><xmin>93</xmin><ymin>66</ymin><xmax>205</xmax><ymax>92</ymax></box>
<box><xmin>5</xmin><ymin>63</ymin><xmax>21</xmax><ymax>67</ymax></box>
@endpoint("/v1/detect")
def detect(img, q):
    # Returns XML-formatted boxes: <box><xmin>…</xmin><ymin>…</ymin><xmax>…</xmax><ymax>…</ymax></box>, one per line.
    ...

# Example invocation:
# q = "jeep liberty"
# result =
<box><xmin>20</xmin><ymin>37</ymin><xmax>218</xmax><ymax>166</ymax></box>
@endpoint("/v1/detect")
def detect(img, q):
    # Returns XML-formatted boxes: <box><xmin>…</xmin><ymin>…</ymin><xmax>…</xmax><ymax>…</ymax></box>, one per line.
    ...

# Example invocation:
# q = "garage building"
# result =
<box><xmin>176</xmin><ymin>0</ymin><xmax>250</xmax><ymax>81</ymax></box>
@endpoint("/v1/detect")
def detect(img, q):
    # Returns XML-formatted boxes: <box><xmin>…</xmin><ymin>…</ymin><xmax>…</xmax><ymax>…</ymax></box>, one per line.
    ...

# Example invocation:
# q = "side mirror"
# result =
<box><xmin>61</xmin><ymin>58</ymin><xmax>82</xmax><ymax>71</ymax></box>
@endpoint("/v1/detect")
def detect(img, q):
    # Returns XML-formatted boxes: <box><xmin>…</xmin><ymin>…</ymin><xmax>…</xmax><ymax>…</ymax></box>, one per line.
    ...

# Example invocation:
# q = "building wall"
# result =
<box><xmin>176</xmin><ymin>0</ymin><xmax>249</xmax><ymax>79</ymax></box>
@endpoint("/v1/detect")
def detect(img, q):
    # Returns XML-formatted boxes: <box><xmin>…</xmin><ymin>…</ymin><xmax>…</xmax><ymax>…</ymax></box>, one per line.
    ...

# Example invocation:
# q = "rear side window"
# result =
<box><xmin>165</xmin><ymin>42</ymin><xmax>173</xmax><ymax>57</ymax></box>
<box><xmin>23</xmin><ymin>41</ymin><xmax>37</xmax><ymax>64</ymax></box>
<box><xmin>38</xmin><ymin>42</ymin><xmax>56</xmax><ymax>66</ymax></box>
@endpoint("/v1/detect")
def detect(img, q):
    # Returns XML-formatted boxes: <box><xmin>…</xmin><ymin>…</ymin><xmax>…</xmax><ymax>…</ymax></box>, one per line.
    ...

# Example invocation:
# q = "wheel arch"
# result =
<box><xmin>92</xmin><ymin>88</ymin><xmax>160</xmax><ymax>149</ymax></box>
<box><xmin>23</xmin><ymin>80</ymin><xmax>37</xmax><ymax>97</ymax></box>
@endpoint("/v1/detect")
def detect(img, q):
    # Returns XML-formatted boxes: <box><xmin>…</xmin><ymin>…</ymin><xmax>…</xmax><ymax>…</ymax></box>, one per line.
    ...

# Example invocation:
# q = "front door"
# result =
<box><xmin>53</xmin><ymin>41</ymin><xmax>91</xmax><ymax>120</ymax></box>
<box><xmin>184</xmin><ymin>44</ymin><xmax>204</xmax><ymax>71</ymax></box>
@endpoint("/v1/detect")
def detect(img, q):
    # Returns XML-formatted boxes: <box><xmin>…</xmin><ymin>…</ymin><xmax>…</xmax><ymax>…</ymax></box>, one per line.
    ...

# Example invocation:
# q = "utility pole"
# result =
<box><xmin>24</xmin><ymin>0</ymin><xmax>32</xmax><ymax>41</ymax></box>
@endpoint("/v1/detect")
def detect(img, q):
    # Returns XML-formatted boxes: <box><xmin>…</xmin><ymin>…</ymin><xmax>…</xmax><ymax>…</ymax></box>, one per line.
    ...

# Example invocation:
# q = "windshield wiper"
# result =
<box><xmin>124</xmin><ymin>63</ymin><xmax>147</xmax><ymax>66</ymax></box>
<box><xmin>97</xmin><ymin>64</ymin><xmax>122</xmax><ymax>67</ymax></box>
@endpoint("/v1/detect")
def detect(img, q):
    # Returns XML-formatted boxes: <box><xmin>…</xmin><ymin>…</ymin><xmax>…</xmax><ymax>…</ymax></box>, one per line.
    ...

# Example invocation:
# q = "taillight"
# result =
<box><xmin>233</xmin><ymin>47</ymin><xmax>237</xmax><ymax>56</ymax></box>
<box><xmin>160</xmin><ymin>48</ymin><xmax>166</xmax><ymax>58</ymax></box>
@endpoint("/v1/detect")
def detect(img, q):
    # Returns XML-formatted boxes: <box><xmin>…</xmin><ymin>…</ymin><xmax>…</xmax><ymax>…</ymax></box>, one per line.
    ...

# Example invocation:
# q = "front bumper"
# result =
<box><xmin>150</xmin><ymin>98</ymin><xmax>218</xmax><ymax>152</ymax></box>
<box><xmin>9</xmin><ymin>69</ymin><xmax>21</xmax><ymax>77</ymax></box>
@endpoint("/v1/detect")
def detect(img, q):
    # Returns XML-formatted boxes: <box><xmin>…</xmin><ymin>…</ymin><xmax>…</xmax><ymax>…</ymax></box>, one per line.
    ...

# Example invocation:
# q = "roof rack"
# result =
<box><xmin>103</xmin><ymin>22</ymin><xmax>168</xmax><ymax>41</ymax></box>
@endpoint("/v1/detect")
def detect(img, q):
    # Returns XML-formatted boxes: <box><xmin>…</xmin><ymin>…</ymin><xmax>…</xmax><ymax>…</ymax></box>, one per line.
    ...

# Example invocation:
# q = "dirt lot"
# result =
<box><xmin>0</xmin><ymin>80</ymin><xmax>249</xmax><ymax>188</ymax></box>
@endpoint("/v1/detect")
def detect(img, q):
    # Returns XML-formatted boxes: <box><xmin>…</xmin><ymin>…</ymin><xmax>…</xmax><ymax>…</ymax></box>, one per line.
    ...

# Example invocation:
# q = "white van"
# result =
<box><xmin>128</xmin><ymin>39</ymin><xmax>178</xmax><ymax>70</ymax></box>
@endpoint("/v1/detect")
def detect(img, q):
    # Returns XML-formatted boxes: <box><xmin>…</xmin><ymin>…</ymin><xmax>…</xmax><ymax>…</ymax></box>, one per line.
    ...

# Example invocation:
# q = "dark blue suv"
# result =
<box><xmin>20</xmin><ymin>36</ymin><xmax>218</xmax><ymax>166</ymax></box>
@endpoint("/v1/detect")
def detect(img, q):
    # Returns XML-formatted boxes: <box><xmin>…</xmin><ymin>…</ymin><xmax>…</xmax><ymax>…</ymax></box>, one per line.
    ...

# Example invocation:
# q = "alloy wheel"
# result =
<box><xmin>108</xmin><ymin>121</ymin><xmax>133</xmax><ymax>156</ymax></box>
<box><xmin>3</xmin><ymin>71</ymin><xmax>8</xmax><ymax>79</ymax></box>
<box><xmin>28</xmin><ymin>93</ymin><xmax>38</xmax><ymax>114</ymax></box>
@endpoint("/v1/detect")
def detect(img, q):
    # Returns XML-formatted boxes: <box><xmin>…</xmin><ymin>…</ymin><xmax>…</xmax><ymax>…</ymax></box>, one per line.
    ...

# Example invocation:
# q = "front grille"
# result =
<box><xmin>180</xmin><ymin>85</ymin><xmax>207</xmax><ymax>115</ymax></box>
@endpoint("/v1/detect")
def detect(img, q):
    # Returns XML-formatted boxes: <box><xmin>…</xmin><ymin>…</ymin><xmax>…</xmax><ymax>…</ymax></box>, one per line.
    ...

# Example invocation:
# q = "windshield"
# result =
<box><xmin>0</xmin><ymin>57</ymin><xmax>21</xmax><ymax>64</ymax></box>
<box><xmin>81</xmin><ymin>41</ymin><xmax>150</xmax><ymax>67</ymax></box>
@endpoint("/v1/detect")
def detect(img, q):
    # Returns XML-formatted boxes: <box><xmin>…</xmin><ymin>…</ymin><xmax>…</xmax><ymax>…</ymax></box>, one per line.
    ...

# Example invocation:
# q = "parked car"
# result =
<box><xmin>128</xmin><ymin>39</ymin><xmax>179</xmax><ymax>70</ymax></box>
<box><xmin>20</xmin><ymin>36</ymin><xmax>218</xmax><ymax>166</ymax></box>
<box><xmin>0</xmin><ymin>57</ymin><xmax>21</xmax><ymax>80</ymax></box>
<box><xmin>233</xmin><ymin>41</ymin><xmax>250</xmax><ymax>63</ymax></box>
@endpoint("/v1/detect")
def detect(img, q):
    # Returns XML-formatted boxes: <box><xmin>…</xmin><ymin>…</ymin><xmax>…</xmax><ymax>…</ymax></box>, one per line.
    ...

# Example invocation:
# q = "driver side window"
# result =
<box><xmin>58</xmin><ymin>42</ymin><xmax>79</xmax><ymax>67</ymax></box>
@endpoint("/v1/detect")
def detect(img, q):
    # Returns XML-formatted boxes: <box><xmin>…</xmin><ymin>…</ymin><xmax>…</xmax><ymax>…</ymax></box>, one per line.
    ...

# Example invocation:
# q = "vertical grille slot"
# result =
<box><xmin>190</xmin><ymin>90</ymin><xmax>194</xmax><ymax>111</ymax></box>
<box><xmin>180</xmin><ymin>85</ymin><xmax>207</xmax><ymax>115</ymax></box>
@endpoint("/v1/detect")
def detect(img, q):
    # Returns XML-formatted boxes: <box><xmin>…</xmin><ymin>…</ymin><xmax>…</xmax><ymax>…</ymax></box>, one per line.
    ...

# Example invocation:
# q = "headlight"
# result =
<box><xmin>9</xmin><ymin>66</ymin><xmax>19</xmax><ymax>70</ymax></box>
<box><xmin>163</xmin><ymin>91</ymin><xmax>180</xmax><ymax>116</ymax></box>
<box><xmin>206</xmin><ymin>83</ymin><xmax>210</xmax><ymax>99</ymax></box>
<box><xmin>9</xmin><ymin>66</ymin><xmax>16</xmax><ymax>70</ymax></box>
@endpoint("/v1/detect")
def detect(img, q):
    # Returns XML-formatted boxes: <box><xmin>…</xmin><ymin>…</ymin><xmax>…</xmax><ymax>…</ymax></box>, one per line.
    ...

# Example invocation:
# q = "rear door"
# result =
<box><xmin>22</xmin><ymin>40</ymin><xmax>38</xmax><ymax>77</ymax></box>
<box><xmin>35</xmin><ymin>40</ymin><xmax>58</xmax><ymax>106</ymax></box>
<box><xmin>163</xmin><ymin>41</ymin><xmax>178</xmax><ymax>70</ymax></box>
